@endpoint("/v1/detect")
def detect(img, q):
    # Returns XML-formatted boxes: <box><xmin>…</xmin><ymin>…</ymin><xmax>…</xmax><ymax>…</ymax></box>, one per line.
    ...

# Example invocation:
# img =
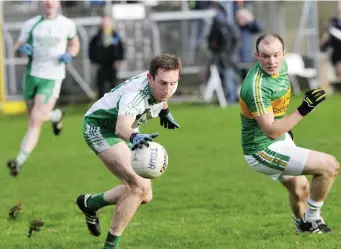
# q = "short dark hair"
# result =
<box><xmin>149</xmin><ymin>54</ymin><xmax>182</xmax><ymax>79</ymax></box>
<box><xmin>256</xmin><ymin>34</ymin><xmax>285</xmax><ymax>53</ymax></box>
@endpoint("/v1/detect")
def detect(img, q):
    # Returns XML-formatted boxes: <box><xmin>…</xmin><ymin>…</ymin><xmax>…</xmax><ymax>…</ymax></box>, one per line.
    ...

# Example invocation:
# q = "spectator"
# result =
<box><xmin>320</xmin><ymin>0</ymin><xmax>341</xmax><ymax>81</ymax></box>
<box><xmin>235</xmin><ymin>6</ymin><xmax>263</xmax><ymax>79</ymax></box>
<box><xmin>89</xmin><ymin>15</ymin><xmax>124</xmax><ymax>99</ymax></box>
<box><xmin>189</xmin><ymin>0</ymin><xmax>212</xmax><ymax>50</ymax></box>
<box><xmin>61</xmin><ymin>1</ymin><xmax>77</xmax><ymax>8</ymax></box>
<box><xmin>87</xmin><ymin>0</ymin><xmax>104</xmax><ymax>6</ymax></box>
<box><xmin>207</xmin><ymin>6</ymin><xmax>239</xmax><ymax>104</ymax></box>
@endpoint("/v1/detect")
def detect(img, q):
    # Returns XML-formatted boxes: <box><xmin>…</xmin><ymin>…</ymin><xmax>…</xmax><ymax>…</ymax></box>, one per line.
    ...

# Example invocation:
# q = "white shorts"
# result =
<box><xmin>244</xmin><ymin>134</ymin><xmax>310</xmax><ymax>181</ymax></box>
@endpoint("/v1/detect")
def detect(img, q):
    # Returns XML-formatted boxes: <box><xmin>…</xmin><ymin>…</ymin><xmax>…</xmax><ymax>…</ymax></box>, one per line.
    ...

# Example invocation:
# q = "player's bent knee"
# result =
<box><xmin>127</xmin><ymin>180</ymin><xmax>151</xmax><ymax>200</ymax></box>
<box><xmin>306</xmin><ymin>151</ymin><xmax>340</xmax><ymax>177</ymax></box>
<box><xmin>130</xmin><ymin>186</ymin><xmax>150</xmax><ymax>200</ymax></box>
<box><xmin>142</xmin><ymin>191</ymin><xmax>153</xmax><ymax>204</ymax></box>
<box><xmin>29</xmin><ymin>114</ymin><xmax>44</xmax><ymax>127</ymax></box>
<box><xmin>326</xmin><ymin>156</ymin><xmax>340</xmax><ymax>177</ymax></box>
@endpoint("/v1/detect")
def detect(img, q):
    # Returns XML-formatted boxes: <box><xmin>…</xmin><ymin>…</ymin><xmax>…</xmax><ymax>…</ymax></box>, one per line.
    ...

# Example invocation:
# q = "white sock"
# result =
<box><xmin>305</xmin><ymin>196</ymin><xmax>323</xmax><ymax>221</ymax></box>
<box><xmin>49</xmin><ymin>109</ymin><xmax>62</xmax><ymax>122</ymax></box>
<box><xmin>16</xmin><ymin>149</ymin><xmax>29</xmax><ymax>167</ymax></box>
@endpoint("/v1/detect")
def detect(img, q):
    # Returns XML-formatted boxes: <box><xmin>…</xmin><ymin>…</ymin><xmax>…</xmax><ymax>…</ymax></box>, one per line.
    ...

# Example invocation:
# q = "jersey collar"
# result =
<box><xmin>42</xmin><ymin>14</ymin><xmax>59</xmax><ymax>20</ymax></box>
<box><xmin>147</xmin><ymin>85</ymin><xmax>160</xmax><ymax>105</ymax></box>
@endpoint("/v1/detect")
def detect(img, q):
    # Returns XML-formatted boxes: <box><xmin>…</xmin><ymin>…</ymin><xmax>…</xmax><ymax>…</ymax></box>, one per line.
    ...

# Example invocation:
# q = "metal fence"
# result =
<box><xmin>1</xmin><ymin>1</ymin><xmax>325</xmax><ymax>103</ymax></box>
<box><xmin>2</xmin><ymin>1</ymin><xmax>216</xmax><ymax>102</ymax></box>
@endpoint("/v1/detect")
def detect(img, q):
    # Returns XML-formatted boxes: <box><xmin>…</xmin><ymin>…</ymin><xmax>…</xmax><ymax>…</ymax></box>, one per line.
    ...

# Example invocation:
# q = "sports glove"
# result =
<box><xmin>58</xmin><ymin>53</ymin><xmax>73</xmax><ymax>64</ymax></box>
<box><xmin>130</xmin><ymin>132</ymin><xmax>159</xmax><ymax>150</ymax></box>
<box><xmin>297</xmin><ymin>88</ymin><xmax>326</xmax><ymax>116</ymax></box>
<box><xmin>159</xmin><ymin>108</ymin><xmax>180</xmax><ymax>129</ymax></box>
<box><xmin>17</xmin><ymin>43</ymin><xmax>33</xmax><ymax>56</ymax></box>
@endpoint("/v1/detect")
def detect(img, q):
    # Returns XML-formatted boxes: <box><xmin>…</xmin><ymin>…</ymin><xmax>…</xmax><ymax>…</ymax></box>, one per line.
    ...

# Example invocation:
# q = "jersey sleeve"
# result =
<box><xmin>118</xmin><ymin>92</ymin><xmax>145</xmax><ymax>117</ymax></box>
<box><xmin>18</xmin><ymin>19</ymin><xmax>35</xmax><ymax>43</ymax></box>
<box><xmin>67</xmin><ymin>20</ymin><xmax>77</xmax><ymax>40</ymax></box>
<box><xmin>244</xmin><ymin>73</ymin><xmax>272</xmax><ymax>117</ymax></box>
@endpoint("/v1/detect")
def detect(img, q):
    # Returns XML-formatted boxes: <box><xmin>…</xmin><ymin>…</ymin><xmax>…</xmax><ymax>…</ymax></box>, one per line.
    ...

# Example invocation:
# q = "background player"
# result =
<box><xmin>77</xmin><ymin>54</ymin><xmax>181</xmax><ymax>249</ymax></box>
<box><xmin>7</xmin><ymin>0</ymin><xmax>80</xmax><ymax>176</ymax></box>
<box><xmin>240</xmin><ymin>34</ymin><xmax>339</xmax><ymax>233</ymax></box>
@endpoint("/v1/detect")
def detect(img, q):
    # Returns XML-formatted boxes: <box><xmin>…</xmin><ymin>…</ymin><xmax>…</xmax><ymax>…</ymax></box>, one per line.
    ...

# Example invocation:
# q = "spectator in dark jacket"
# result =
<box><xmin>189</xmin><ymin>1</ymin><xmax>212</xmax><ymax>49</ymax></box>
<box><xmin>207</xmin><ymin>9</ymin><xmax>240</xmax><ymax>104</ymax></box>
<box><xmin>235</xmin><ymin>5</ymin><xmax>263</xmax><ymax>79</ymax></box>
<box><xmin>320</xmin><ymin>1</ymin><xmax>341</xmax><ymax>81</ymax></box>
<box><xmin>89</xmin><ymin>15</ymin><xmax>124</xmax><ymax>99</ymax></box>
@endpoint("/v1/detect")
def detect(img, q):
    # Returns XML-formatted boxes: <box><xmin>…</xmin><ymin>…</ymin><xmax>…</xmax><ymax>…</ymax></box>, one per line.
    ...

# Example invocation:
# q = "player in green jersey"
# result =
<box><xmin>240</xmin><ymin>34</ymin><xmax>339</xmax><ymax>233</ymax></box>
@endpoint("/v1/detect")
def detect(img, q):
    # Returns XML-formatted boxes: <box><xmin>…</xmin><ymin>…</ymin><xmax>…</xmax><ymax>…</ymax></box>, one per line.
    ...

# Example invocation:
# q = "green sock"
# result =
<box><xmin>103</xmin><ymin>233</ymin><xmax>121</xmax><ymax>249</ymax></box>
<box><xmin>86</xmin><ymin>193</ymin><xmax>111</xmax><ymax>210</ymax></box>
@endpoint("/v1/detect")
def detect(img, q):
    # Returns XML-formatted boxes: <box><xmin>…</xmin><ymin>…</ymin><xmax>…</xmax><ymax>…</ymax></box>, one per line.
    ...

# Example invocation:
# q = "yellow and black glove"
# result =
<box><xmin>297</xmin><ymin>88</ymin><xmax>326</xmax><ymax>116</ymax></box>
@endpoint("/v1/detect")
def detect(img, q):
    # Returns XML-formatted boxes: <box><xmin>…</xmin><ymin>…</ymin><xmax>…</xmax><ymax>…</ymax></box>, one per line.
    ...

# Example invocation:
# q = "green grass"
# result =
<box><xmin>1</xmin><ymin>95</ymin><xmax>341</xmax><ymax>249</ymax></box>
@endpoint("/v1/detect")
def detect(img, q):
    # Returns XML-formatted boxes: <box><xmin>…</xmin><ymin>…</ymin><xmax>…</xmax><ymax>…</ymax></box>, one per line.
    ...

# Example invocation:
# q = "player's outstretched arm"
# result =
<box><xmin>15</xmin><ymin>19</ymin><xmax>31</xmax><ymax>52</ymax></box>
<box><xmin>15</xmin><ymin>41</ymin><xmax>28</xmax><ymax>52</ymax></box>
<box><xmin>116</xmin><ymin>115</ymin><xmax>138</xmax><ymax>141</ymax></box>
<box><xmin>256</xmin><ymin>111</ymin><xmax>303</xmax><ymax>139</ymax></box>
<box><xmin>59</xmin><ymin>36</ymin><xmax>80</xmax><ymax>64</ymax></box>
<box><xmin>256</xmin><ymin>88</ymin><xmax>326</xmax><ymax>139</ymax></box>
<box><xmin>15</xmin><ymin>35</ymin><xmax>32</xmax><ymax>56</ymax></box>
<box><xmin>67</xmin><ymin>36</ymin><xmax>80</xmax><ymax>57</ymax></box>
<box><xmin>159</xmin><ymin>101</ymin><xmax>180</xmax><ymax>129</ymax></box>
<box><xmin>116</xmin><ymin>115</ymin><xmax>158</xmax><ymax>150</ymax></box>
<box><xmin>16</xmin><ymin>43</ymin><xmax>33</xmax><ymax>56</ymax></box>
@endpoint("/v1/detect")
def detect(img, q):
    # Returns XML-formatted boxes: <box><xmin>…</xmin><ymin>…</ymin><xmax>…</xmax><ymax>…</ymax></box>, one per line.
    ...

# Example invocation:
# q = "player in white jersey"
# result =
<box><xmin>7</xmin><ymin>0</ymin><xmax>80</xmax><ymax>177</ymax></box>
<box><xmin>76</xmin><ymin>54</ymin><xmax>181</xmax><ymax>249</ymax></box>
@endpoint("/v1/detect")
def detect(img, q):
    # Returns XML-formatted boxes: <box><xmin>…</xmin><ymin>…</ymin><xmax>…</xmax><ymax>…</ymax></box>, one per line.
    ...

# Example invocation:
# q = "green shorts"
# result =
<box><xmin>82</xmin><ymin>120</ymin><xmax>133</xmax><ymax>154</ymax></box>
<box><xmin>23</xmin><ymin>73</ymin><xmax>63</xmax><ymax>104</ymax></box>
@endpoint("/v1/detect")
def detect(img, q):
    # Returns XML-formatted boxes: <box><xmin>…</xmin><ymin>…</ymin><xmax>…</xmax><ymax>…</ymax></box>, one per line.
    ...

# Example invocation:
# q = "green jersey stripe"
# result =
<box><xmin>128</xmin><ymin>89</ymin><xmax>149</xmax><ymax>106</ymax></box>
<box><xmin>26</xmin><ymin>15</ymin><xmax>44</xmax><ymax>72</ymax></box>
<box><xmin>253</xmin><ymin>153</ymin><xmax>286</xmax><ymax>171</ymax></box>
<box><xmin>124</xmin><ymin>87</ymin><xmax>150</xmax><ymax>115</ymax></box>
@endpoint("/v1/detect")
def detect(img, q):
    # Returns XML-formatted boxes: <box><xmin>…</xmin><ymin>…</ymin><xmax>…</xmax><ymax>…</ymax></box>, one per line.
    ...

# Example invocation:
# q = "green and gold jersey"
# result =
<box><xmin>240</xmin><ymin>61</ymin><xmax>291</xmax><ymax>155</ymax></box>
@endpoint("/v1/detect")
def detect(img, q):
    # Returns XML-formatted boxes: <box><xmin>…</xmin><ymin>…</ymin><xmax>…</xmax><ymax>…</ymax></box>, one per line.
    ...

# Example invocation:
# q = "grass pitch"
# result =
<box><xmin>1</xmin><ymin>95</ymin><xmax>341</xmax><ymax>249</ymax></box>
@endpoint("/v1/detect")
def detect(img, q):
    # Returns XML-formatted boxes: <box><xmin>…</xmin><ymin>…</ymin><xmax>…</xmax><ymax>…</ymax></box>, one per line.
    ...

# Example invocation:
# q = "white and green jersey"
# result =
<box><xmin>18</xmin><ymin>15</ymin><xmax>77</xmax><ymax>80</ymax></box>
<box><xmin>85</xmin><ymin>72</ymin><xmax>165</xmax><ymax>131</ymax></box>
